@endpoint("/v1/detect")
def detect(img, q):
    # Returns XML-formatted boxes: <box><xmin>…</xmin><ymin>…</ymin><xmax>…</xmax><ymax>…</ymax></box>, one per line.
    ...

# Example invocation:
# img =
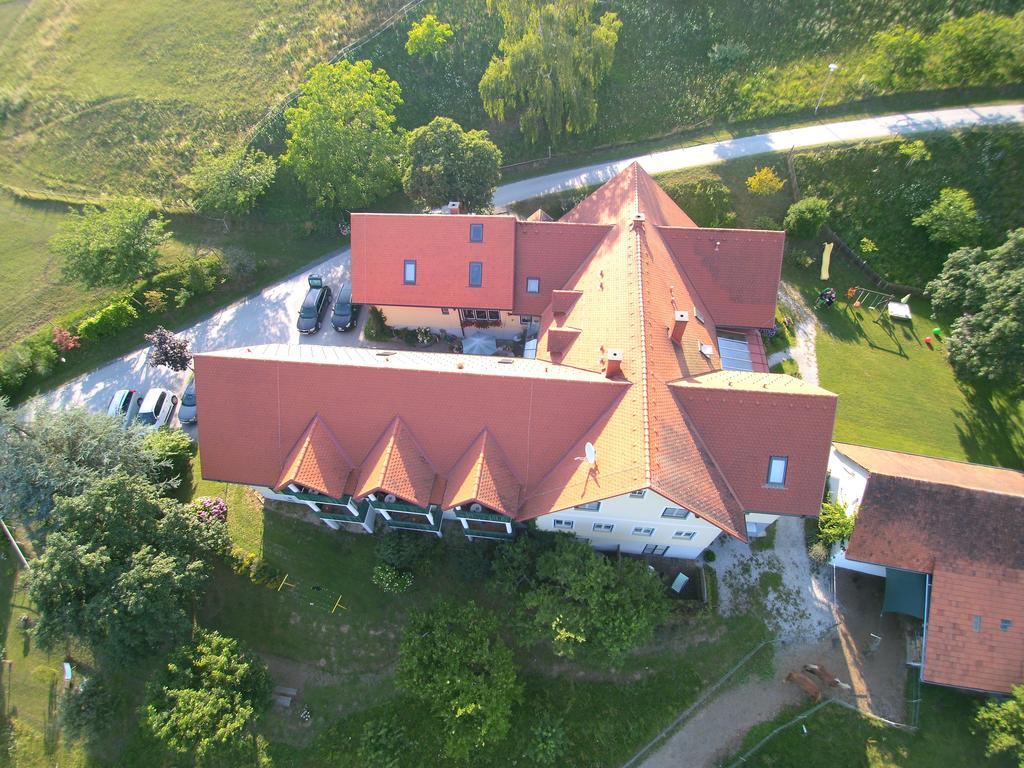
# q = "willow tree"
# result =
<box><xmin>479</xmin><ymin>0</ymin><xmax>622</xmax><ymax>141</ymax></box>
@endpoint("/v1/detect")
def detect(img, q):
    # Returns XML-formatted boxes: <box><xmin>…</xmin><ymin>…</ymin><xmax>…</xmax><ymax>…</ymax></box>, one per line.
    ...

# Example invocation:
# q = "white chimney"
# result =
<box><xmin>445</xmin><ymin>201</ymin><xmax>461</xmax><ymax>215</ymax></box>
<box><xmin>606</xmin><ymin>349</ymin><xmax>623</xmax><ymax>378</ymax></box>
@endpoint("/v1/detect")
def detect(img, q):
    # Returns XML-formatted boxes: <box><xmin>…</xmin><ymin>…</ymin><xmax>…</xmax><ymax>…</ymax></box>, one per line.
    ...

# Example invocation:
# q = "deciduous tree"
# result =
<box><xmin>53</xmin><ymin>197</ymin><xmax>170</xmax><ymax>287</ymax></box>
<box><xmin>397</xmin><ymin>601</ymin><xmax>521</xmax><ymax>760</ymax></box>
<box><xmin>784</xmin><ymin>196</ymin><xmax>830</xmax><ymax>240</ymax></box>
<box><xmin>406</xmin><ymin>14</ymin><xmax>453</xmax><ymax>59</ymax></box>
<box><xmin>145</xmin><ymin>326</ymin><xmax>193</xmax><ymax>371</ymax></box>
<box><xmin>479</xmin><ymin>0</ymin><xmax>622</xmax><ymax>141</ymax></box>
<box><xmin>931</xmin><ymin>229</ymin><xmax>1024</xmax><ymax>384</ymax></box>
<box><xmin>403</xmin><ymin>117</ymin><xmax>502</xmax><ymax>211</ymax></box>
<box><xmin>912</xmin><ymin>187</ymin><xmax>980</xmax><ymax>247</ymax></box>
<box><xmin>284</xmin><ymin>60</ymin><xmax>405</xmax><ymax>210</ymax></box>
<box><xmin>188</xmin><ymin>145</ymin><xmax>277</xmax><ymax>218</ymax></box>
<box><xmin>522</xmin><ymin>535</ymin><xmax>669</xmax><ymax>660</ymax></box>
<box><xmin>745</xmin><ymin>166</ymin><xmax>785</xmax><ymax>196</ymax></box>
<box><xmin>975</xmin><ymin>683</ymin><xmax>1024</xmax><ymax>767</ymax></box>
<box><xmin>143</xmin><ymin>630</ymin><xmax>271</xmax><ymax>767</ymax></box>
<box><xmin>864</xmin><ymin>25</ymin><xmax>927</xmax><ymax>89</ymax></box>
<box><xmin>26</xmin><ymin>472</ymin><xmax>227</xmax><ymax>662</ymax></box>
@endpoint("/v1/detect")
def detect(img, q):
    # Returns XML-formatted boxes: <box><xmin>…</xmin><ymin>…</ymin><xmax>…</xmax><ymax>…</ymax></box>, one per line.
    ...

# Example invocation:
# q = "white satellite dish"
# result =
<box><xmin>575</xmin><ymin>441</ymin><xmax>598</xmax><ymax>466</ymax></box>
<box><xmin>384</xmin><ymin>494</ymin><xmax>397</xmax><ymax>504</ymax></box>
<box><xmin>470</xmin><ymin>503</ymin><xmax>483</xmax><ymax>514</ymax></box>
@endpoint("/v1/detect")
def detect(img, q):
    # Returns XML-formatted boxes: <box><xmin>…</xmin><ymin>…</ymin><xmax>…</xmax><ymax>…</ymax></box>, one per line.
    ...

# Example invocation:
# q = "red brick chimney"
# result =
<box><xmin>605</xmin><ymin>349</ymin><xmax>623</xmax><ymax>378</ymax></box>
<box><xmin>670</xmin><ymin>310</ymin><xmax>689</xmax><ymax>344</ymax></box>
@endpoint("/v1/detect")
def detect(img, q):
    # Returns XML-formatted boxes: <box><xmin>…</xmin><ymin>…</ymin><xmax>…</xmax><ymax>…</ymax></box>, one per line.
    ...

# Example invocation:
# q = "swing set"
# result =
<box><xmin>844</xmin><ymin>286</ymin><xmax>895</xmax><ymax>312</ymax></box>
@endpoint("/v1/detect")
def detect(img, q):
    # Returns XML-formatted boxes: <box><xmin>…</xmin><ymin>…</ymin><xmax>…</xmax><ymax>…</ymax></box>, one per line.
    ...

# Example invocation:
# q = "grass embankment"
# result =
<box><xmin>795</xmin><ymin>127</ymin><xmax>1024</xmax><ymax>286</ymax></box>
<box><xmin>726</xmin><ymin>685</ymin><xmax>1013</xmax><ymax>768</ymax></box>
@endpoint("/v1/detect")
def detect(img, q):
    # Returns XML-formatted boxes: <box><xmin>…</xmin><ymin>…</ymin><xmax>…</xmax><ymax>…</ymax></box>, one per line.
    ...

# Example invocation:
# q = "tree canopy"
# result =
<box><xmin>143</xmin><ymin>629</ymin><xmax>271</xmax><ymax>767</ymax></box>
<box><xmin>403</xmin><ymin>117</ymin><xmax>502</xmax><ymax>212</ymax></box>
<box><xmin>189</xmin><ymin>145</ymin><xmax>277</xmax><ymax>217</ymax></box>
<box><xmin>397</xmin><ymin>601</ymin><xmax>521</xmax><ymax>760</ymax></box>
<box><xmin>975</xmin><ymin>683</ymin><xmax>1024</xmax><ymax>767</ymax></box>
<box><xmin>52</xmin><ymin>197</ymin><xmax>170</xmax><ymax>287</ymax></box>
<box><xmin>0</xmin><ymin>400</ymin><xmax>164</xmax><ymax>523</ymax></box>
<box><xmin>479</xmin><ymin>0</ymin><xmax>622</xmax><ymax>141</ymax></box>
<box><xmin>784</xmin><ymin>196</ymin><xmax>830</xmax><ymax>239</ymax></box>
<box><xmin>27</xmin><ymin>472</ymin><xmax>227</xmax><ymax>662</ymax></box>
<box><xmin>406</xmin><ymin>14</ymin><xmax>453</xmax><ymax>58</ymax></box>
<box><xmin>284</xmin><ymin>60</ymin><xmax>405</xmax><ymax>210</ymax></box>
<box><xmin>145</xmin><ymin>326</ymin><xmax>193</xmax><ymax>371</ymax></box>
<box><xmin>912</xmin><ymin>187</ymin><xmax>980</xmax><ymax>247</ymax></box>
<box><xmin>521</xmin><ymin>534</ymin><xmax>669</xmax><ymax>660</ymax></box>
<box><xmin>927</xmin><ymin>229</ymin><xmax>1024</xmax><ymax>385</ymax></box>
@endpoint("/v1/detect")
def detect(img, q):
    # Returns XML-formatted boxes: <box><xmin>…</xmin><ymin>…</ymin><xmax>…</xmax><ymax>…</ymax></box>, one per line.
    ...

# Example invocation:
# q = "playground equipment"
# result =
<box><xmin>846</xmin><ymin>286</ymin><xmax>895</xmax><ymax>312</ymax></box>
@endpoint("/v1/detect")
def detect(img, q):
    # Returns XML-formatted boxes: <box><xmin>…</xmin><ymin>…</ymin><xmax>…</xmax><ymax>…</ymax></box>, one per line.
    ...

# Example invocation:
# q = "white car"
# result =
<box><xmin>178</xmin><ymin>376</ymin><xmax>197</xmax><ymax>424</ymax></box>
<box><xmin>135</xmin><ymin>388</ymin><xmax>177</xmax><ymax>430</ymax></box>
<box><xmin>106</xmin><ymin>388</ymin><xmax>140</xmax><ymax>427</ymax></box>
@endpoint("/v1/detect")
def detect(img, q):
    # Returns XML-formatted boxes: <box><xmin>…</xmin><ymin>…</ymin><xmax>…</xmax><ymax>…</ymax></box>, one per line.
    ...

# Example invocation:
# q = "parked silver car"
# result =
<box><xmin>178</xmin><ymin>376</ymin><xmax>197</xmax><ymax>424</ymax></box>
<box><xmin>106</xmin><ymin>388</ymin><xmax>140</xmax><ymax>428</ymax></box>
<box><xmin>135</xmin><ymin>388</ymin><xmax>177</xmax><ymax>430</ymax></box>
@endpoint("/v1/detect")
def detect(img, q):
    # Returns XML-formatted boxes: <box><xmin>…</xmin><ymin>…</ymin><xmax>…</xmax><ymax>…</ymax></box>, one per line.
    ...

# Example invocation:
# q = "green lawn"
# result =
<box><xmin>726</xmin><ymin>685</ymin><xmax>1014</xmax><ymax>768</ymax></box>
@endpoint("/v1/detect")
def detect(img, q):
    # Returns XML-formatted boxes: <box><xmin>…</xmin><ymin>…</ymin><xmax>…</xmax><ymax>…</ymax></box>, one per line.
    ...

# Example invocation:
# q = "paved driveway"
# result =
<box><xmin>30</xmin><ymin>102</ymin><xmax>1024</xmax><ymax>416</ymax></box>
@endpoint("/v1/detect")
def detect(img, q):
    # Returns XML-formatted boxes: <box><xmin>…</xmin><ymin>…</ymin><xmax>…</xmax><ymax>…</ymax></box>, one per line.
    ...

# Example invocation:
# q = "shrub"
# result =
<box><xmin>372</xmin><ymin>563</ymin><xmax>413</xmax><ymax>593</ymax></box>
<box><xmin>358</xmin><ymin>718</ymin><xmax>407</xmax><ymax>768</ymax></box>
<box><xmin>817</xmin><ymin>500</ymin><xmax>855</xmax><ymax>546</ymax></box>
<box><xmin>229</xmin><ymin>548</ymin><xmax>283</xmax><ymax>587</ymax></box>
<box><xmin>784</xmin><ymin>246</ymin><xmax>815</xmax><ymax>270</ymax></box>
<box><xmin>864</xmin><ymin>25</ymin><xmax>927</xmax><ymax>89</ymax></box>
<box><xmin>61</xmin><ymin>676</ymin><xmax>123</xmax><ymax>747</ymax></box>
<box><xmin>859</xmin><ymin>237</ymin><xmax>878</xmax><ymax>255</ymax></box>
<box><xmin>745</xmin><ymin>167</ymin><xmax>785</xmax><ymax>196</ymax></box>
<box><xmin>192</xmin><ymin>496</ymin><xmax>227</xmax><ymax>524</ymax></box>
<box><xmin>526</xmin><ymin>721</ymin><xmax>569</xmax><ymax>766</ymax></box>
<box><xmin>141</xmin><ymin>429</ymin><xmax>195</xmax><ymax>488</ymax></box>
<box><xmin>927</xmin><ymin>12</ymin><xmax>1024</xmax><ymax>86</ymax></box>
<box><xmin>783</xmin><ymin>196</ymin><xmax>829</xmax><ymax>239</ymax></box>
<box><xmin>52</xmin><ymin>327</ymin><xmax>80</xmax><ymax>355</ymax></box>
<box><xmin>808</xmin><ymin>540</ymin><xmax>829</xmax><ymax>564</ymax></box>
<box><xmin>0</xmin><ymin>344</ymin><xmax>33</xmax><ymax>397</ymax></box>
<box><xmin>702</xmin><ymin>549</ymin><xmax>716</xmax><ymax>563</ymax></box>
<box><xmin>708</xmin><ymin>40</ymin><xmax>749</xmax><ymax>67</ymax></box>
<box><xmin>667</xmin><ymin>178</ymin><xmax>736</xmax><ymax>227</ymax></box>
<box><xmin>912</xmin><ymin>187</ymin><xmax>980</xmax><ymax>247</ymax></box>
<box><xmin>376</xmin><ymin>530</ymin><xmax>436</xmax><ymax>571</ymax></box>
<box><xmin>453</xmin><ymin>540</ymin><xmax>495</xmax><ymax>582</ymax></box>
<box><xmin>143</xmin><ymin>289</ymin><xmax>168</xmax><ymax>314</ymax></box>
<box><xmin>364</xmin><ymin>306</ymin><xmax>392</xmax><ymax>340</ymax></box>
<box><xmin>76</xmin><ymin>299</ymin><xmax>139</xmax><ymax>340</ymax></box>
<box><xmin>752</xmin><ymin>215</ymin><xmax>780</xmax><ymax>231</ymax></box>
<box><xmin>897</xmin><ymin>140</ymin><xmax>931</xmax><ymax>165</ymax></box>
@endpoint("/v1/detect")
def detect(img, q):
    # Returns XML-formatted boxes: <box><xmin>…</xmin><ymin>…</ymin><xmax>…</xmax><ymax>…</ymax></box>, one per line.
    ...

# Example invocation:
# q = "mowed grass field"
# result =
<box><xmin>0</xmin><ymin>0</ymin><xmax>390</xmax><ymax>197</ymax></box>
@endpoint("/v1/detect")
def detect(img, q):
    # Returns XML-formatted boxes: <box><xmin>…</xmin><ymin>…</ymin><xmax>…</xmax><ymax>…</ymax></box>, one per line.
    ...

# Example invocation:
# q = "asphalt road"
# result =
<box><xmin>30</xmin><ymin>102</ymin><xmax>1024</xmax><ymax>418</ymax></box>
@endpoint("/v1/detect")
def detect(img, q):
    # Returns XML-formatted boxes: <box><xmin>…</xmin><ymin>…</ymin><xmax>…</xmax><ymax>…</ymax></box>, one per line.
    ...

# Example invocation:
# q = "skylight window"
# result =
<box><xmin>470</xmin><ymin>223</ymin><xmax>484</xmax><ymax>242</ymax></box>
<box><xmin>767</xmin><ymin>456</ymin><xmax>788</xmax><ymax>487</ymax></box>
<box><xmin>526</xmin><ymin>276</ymin><xmax>540</xmax><ymax>294</ymax></box>
<box><xmin>403</xmin><ymin>260</ymin><xmax>416</xmax><ymax>285</ymax></box>
<box><xmin>469</xmin><ymin>261</ymin><xmax>483</xmax><ymax>287</ymax></box>
<box><xmin>972</xmin><ymin>615</ymin><xmax>982</xmax><ymax>632</ymax></box>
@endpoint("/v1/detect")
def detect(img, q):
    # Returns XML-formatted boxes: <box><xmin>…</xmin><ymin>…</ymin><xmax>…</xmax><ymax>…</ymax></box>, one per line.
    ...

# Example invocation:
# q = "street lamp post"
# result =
<box><xmin>814</xmin><ymin>63</ymin><xmax>839</xmax><ymax>116</ymax></box>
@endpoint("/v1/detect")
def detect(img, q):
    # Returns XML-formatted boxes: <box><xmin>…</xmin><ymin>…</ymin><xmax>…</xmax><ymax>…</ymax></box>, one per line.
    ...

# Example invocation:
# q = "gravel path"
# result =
<box><xmin>778</xmin><ymin>282</ymin><xmax>819</xmax><ymax>386</ymax></box>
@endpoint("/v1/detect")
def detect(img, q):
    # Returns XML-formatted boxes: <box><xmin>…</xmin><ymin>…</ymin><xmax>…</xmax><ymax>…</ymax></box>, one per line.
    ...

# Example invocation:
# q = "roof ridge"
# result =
<box><xmin>631</xmin><ymin>164</ymin><xmax>653</xmax><ymax>488</ymax></box>
<box><xmin>836</xmin><ymin>441</ymin><xmax>1024</xmax><ymax>474</ymax></box>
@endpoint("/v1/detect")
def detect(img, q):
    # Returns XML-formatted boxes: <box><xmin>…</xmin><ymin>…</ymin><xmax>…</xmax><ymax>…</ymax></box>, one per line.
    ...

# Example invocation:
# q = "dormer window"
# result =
<box><xmin>404</xmin><ymin>260</ymin><xmax>417</xmax><ymax>285</ymax></box>
<box><xmin>470</xmin><ymin>223</ymin><xmax>484</xmax><ymax>242</ymax></box>
<box><xmin>526</xmin><ymin>276</ymin><xmax>540</xmax><ymax>294</ymax></box>
<box><xmin>469</xmin><ymin>261</ymin><xmax>483</xmax><ymax>287</ymax></box>
<box><xmin>767</xmin><ymin>456</ymin><xmax>788</xmax><ymax>487</ymax></box>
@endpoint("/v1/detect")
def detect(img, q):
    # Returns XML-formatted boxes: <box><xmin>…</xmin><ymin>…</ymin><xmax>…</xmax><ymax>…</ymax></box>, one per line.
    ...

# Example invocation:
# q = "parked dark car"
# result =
<box><xmin>331</xmin><ymin>282</ymin><xmax>362</xmax><ymax>331</ymax></box>
<box><xmin>297</xmin><ymin>274</ymin><xmax>332</xmax><ymax>335</ymax></box>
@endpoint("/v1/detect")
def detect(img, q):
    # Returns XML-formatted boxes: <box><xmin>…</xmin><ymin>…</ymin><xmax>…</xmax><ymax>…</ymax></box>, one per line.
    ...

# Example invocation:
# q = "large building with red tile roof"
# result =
<box><xmin>829</xmin><ymin>443</ymin><xmax>1024</xmax><ymax>694</ymax></box>
<box><xmin>195</xmin><ymin>164</ymin><xmax>837</xmax><ymax>558</ymax></box>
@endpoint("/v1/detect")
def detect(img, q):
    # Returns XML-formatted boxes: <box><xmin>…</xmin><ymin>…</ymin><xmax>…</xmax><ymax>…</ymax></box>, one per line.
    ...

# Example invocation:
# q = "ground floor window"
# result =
<box><xmin>632</xmin><ymin>526</ymin><xmax>655</xmax><ymax>537</ymax></box>
<box><xmin>642</xmin><ymin>544</ymin><xmax>669</xmax><ymax>555</ymax></box>
<box><xmin>673</xmin><ymin>530</ymin><xmax>697</xmax><ymax>540</ymax></box>
<box><xmin>553</xmin><ymin>519</ymin><xmax>574</xmax><ymax>530</ymax></box>
<box><xmin>461</xmin><ymin>308</ymin><xmax>501</xmax><ymax>322</ymax></box>
<box><xmin>592</xmin><ymin>522</ymin><xmax>614</xmax><ymax>533</ymax></box>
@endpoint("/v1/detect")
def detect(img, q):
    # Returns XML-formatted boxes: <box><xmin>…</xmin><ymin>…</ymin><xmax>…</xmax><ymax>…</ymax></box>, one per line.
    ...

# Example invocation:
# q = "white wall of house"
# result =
<box><xmin>379</xmin><ymin>305</ymin><xmax>528</xmax><ymax>339</ymax></box>
<box><xmin>827</xmin><ymin>445</ymin><xmax>876</xmax><ymax>572</ymax></box>
<box><xmin>827</xmin><ymin>446</ymin><xmax>870</xmax><ymax>510</ymax></box>
<box><xmin>534</xmin><ymin>489</ymin><xmax>723</xmax><ymax>559</ymax></box>
<box><xmin>745</xmin><ymin>512</ymin><xmax>780</xmax><ymax>538</ymax></box>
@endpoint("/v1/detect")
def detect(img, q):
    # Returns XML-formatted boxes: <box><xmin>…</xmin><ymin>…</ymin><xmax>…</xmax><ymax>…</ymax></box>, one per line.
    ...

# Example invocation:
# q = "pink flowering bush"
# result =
<box><xmin>193</xmin><ymin>496</ymin><xmax>227</xmax><ymax>524</ymax></box>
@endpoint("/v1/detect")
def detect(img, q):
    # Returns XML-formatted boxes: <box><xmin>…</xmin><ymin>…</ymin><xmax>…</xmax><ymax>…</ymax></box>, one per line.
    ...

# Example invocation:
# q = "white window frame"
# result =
<box><xmin>767</xmin><ymin>456</ymin><xmax>788</xmax><ymax>487</ymax></box>
<box><xmin>575</xmin><ymin>501</ymin><xmax>601</xmax><ymax>511</ymax></box>
<box><xmin>632</xmin><ymin>526</ymin><xmax>655</xmax><ymax>537</ymax></box>
<box><xmin>673</xmin><ymin>530</ymin><xmax>697</xmax><ymax>541</ymax></box>
<box><xmin>661</xmin><ymin>507</ymin><xmax>691</xmax><ymax>519</ymax></box>
<box><xmin>553</xmin><ymin>519</ymin><xmax>574</xmax><ymax>530</ymax></box>
<box><xmin>629</xmin><ymin>490</ymin><xmax>647</xmax><ymax>498</ymax></box>
<box><xmin>592</xmin><ymin>522</ymin><xmax>615</xmax><ymax>533</ymax></box>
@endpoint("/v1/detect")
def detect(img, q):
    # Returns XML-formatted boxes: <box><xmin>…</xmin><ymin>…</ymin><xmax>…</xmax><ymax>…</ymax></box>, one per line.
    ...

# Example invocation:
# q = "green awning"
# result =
<box><xmin>883</xmin><ymin>568</ymin><xmax>927</xmax><ymax>619</ymax></box>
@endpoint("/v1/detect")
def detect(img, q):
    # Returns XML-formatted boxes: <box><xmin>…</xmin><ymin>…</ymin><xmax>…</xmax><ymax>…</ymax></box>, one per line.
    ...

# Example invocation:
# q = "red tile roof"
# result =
<box><xmin>351</xmin><ymin>213</ymin><xmax>516</xmax><ymax>309</ymax></box>
<box><xmin>275</xmin><ymin>414</ymin><xmax>353</xmax><ymax>498</ymax></box>
<box><xmin>354</xmin><ymin>416</ymin><xmax>438</xmax><ymax>508</ymax></box>
<box><xmin>197</xmin><ymin>164</ymin><xmax>836</xmax><ymax>541</ymax></box>
<box><xmin>840</xmin><ymin>455</ymin><xmax>1024</xmax><ymax>695</ymax></box>
<box><xmin>442</xmin><ymin>429</ymin><xmax>522</xmax><ymax>516</ymax></box>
